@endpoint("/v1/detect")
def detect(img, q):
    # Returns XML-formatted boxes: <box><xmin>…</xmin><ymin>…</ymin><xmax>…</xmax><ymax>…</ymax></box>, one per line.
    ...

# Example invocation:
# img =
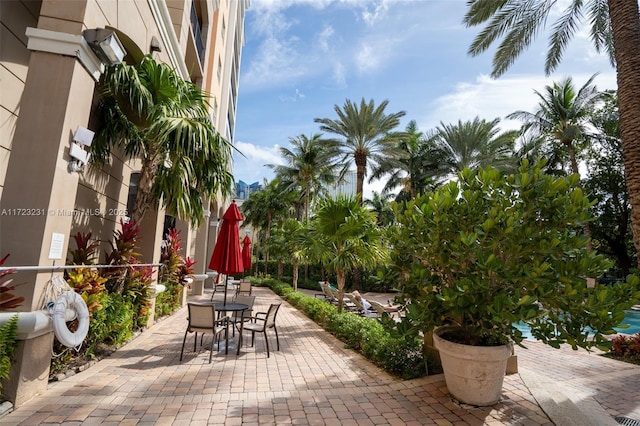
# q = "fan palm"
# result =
<box><xmin>464</xmin><ymin>0</ymin><xmax>640</xmax><ymax>267</ymax></box>
<box><xmin>314</xmin><ymin>98</ymin><xmax>406</xmax><ymax>204</ymax></box>
<box><xmin>268</xmin><ymin>134</ymin><xmax>340</xmax><ymax>222</ymax></box>
<box><xmin>307</xmin><ymin>196</ymin><xmax>387</xmax><ymax>312</ymax></box>
<box><xmin>428</xmin><ymin>117</ymin><xmax>518</xmax><ymax>184</ymax></box>
<box><xmin>92</xmin><ymin>55</ymin><xmax>233</xmax><ymax>226</ymax></box>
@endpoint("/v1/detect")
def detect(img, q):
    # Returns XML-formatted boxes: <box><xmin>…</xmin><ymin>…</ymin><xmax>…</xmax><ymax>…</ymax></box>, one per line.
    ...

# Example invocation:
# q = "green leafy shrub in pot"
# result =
<box><xmin>390</xmin><ymin>161</ymin><xmax>640</xmax><ymax>350</ymax></box>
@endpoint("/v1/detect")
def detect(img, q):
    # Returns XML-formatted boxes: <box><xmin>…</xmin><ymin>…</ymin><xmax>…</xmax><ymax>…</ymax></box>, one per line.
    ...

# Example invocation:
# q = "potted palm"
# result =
<box><xmin>390</xmin><ymin>160</ymin><xmax>640</xmax><ymax>406</ymax></box>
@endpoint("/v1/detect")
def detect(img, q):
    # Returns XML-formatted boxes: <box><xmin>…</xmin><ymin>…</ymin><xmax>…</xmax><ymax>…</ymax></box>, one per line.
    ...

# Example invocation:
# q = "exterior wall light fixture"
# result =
<box><xmin>82</xmin><ymin>28</ymin><xmax>126</xmax><ymax>65</ymax></box>
<box><xmin>68</xmin><ymin>125</ymin><xmax>94</xmax><ymax>173</ymax></box>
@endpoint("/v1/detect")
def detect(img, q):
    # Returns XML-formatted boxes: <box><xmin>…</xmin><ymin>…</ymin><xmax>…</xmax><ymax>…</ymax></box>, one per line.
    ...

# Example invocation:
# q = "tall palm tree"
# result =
<box><xmin>428</xmin><ymin>117</ymin><xmax>518</xmax><ymax>184</ymax></box>
<box><xmin>92</xmin><ymin>56</ymin><xmax>233</xmax><ymax>226</ymax></box>
<box><xmin>314</xmin><ymin>98</ymin><xmax>406</xmax><ymax>204</ymax></box>
<box><xmin>464</xmin><ymin>0</ymin><xmax>640</xmax><ymax>267</ymax></box>
<box><xmin>241</xmin><ymin>179</ymin><xmax>293</xmax><ymax>274</ymax></box>
<box><xmin>507</xmin><ymin>75</ymin><xmax>606</xmax><ymax>178</ymax></box>
<box><xmin>268</xmin><ymin>134</ymin><xmax>340</xmax><ymax>222</ymax></box>
<box><xmin>307</xmin><ymin>196</ymin><xmax>387</xmax><ymax>312</ymax></box>
<box><xmin>371</xmin><ymin>120</ymin><xmax>439</xmax><ymax>200</ymax></box>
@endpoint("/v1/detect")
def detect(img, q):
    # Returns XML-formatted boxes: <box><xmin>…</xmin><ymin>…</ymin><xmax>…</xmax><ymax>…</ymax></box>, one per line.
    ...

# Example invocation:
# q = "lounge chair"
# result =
<box><xmin>345</xmin><ymin>292</ymin><xmax>379</xmax><ymax>317</ymax></box>
<box><xmin>324</xmin><ymin>286</ymin><xmax>357</xmax><ymax>311</ymax></box>
<box><xmin>369</xmin><ymin>299</ymin><xmax>401</xmax><ymax>319</ymax></box>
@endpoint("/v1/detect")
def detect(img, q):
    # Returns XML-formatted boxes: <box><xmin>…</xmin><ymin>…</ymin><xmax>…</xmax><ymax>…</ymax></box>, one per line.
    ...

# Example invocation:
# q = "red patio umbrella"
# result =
<box><xmin>242</xmin><ymin>235</ymin><xmax>252</xmax><ymax>275</ymax></box>
<box><xmin>208</xmin><ymin>201</ymin><xmax>244</xmax><ymax>305</ymax></box>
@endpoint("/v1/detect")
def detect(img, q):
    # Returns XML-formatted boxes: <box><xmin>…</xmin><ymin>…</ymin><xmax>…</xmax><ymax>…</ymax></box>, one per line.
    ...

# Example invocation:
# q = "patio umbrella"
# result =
<box><xmin>242</xmin><ymin>235</ymin><xmax>252</xmax><ymax>276</ymax></box>
<box><xmin>208</xmin><ymin>201</ymin><xmax>244</xmax><ymax>305</ymax></box>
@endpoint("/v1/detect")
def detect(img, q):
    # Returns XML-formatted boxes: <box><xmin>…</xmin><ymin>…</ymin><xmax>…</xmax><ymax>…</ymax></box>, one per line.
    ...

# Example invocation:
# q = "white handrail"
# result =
<box><xmin>0</xmin><ymin>263</ymin><xmax>164</xmax><ymax>272</ymax></box>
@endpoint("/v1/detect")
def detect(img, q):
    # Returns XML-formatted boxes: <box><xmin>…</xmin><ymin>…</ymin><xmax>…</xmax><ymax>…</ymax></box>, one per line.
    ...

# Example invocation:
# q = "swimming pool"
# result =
<box><xmin>515</xmin><ymin>309</ymin><xmax>640</xmax><ymax>339</ymax></box>
<box><xmin>616</xmin><ymin>309</ymin><xmax>640</xmax><ymax>335</ymax></box>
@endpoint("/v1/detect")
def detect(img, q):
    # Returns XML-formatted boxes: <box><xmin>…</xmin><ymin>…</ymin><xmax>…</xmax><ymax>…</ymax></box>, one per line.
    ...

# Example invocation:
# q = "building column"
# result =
<box><xmin>0</xmin><ymin>46</ymin><xmax>97</xmax><ymax>406</ymax></box>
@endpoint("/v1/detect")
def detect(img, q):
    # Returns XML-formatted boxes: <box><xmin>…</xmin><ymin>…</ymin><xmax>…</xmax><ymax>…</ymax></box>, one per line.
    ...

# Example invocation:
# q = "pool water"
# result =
<box><xmin>515</xmin><ymin>309</ymin><xmax>640</xmax><ymax>339</ymax></box>
<box><xmin>616</xmin><ymin>309</ymin><xmax>640</xmax><ymax>335</ymax></box>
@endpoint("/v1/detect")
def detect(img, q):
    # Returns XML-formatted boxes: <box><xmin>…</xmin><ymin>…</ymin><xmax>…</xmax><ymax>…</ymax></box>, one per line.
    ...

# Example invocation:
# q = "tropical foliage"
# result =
<box><xmin>507</xmin><ymin>75</ymin><xmax>606</xmax><ymax>178</ymax></box>
<box><xmin>371</xmin><ymin>120</ymin><xmax>438</xmax><ymax>201</ymax></box>
<box><xmin>314</xmin><ymin>98</ymin><xmax>406</xmax><ymax>203</ymax></box>
<box><xmin>463</xmin><ymin>0</ymin><xmax>640</xmax><ymax>269</ymax></box>
<box><xmin>268</xmin><ymin>133</ymin><xmax>340</xmax><ymax>221</ymax></box>
<box><xmin>427</xmin><ymin>117</ymin><xmax>518</xmax><ymax>183</ymax></box>
<box><xmin>389</xmin><ymin>161</ymin><xmax>640</xmax><ymax>348</ymax></box>
<box><xmin>92</xmin><ymin>55</ymin><xmax>233</xmax><ymax>226</ymax></box>
<box><xmin>307</xmin><ymin>196</ymin><xmax>387</xmax><ymax>311</ymax></box>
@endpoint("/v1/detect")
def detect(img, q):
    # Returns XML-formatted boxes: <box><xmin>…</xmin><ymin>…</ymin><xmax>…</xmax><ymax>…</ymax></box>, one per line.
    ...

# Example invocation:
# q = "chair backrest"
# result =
<box><xmin>237</xmin><ymin>280</ymin><xmax>252</xmax><ymax>295</ymax></box>
<box><xmin>345</xmin><ymin>293</ymin><xmax>364</xmax><ymax>311</ymax></box>
<box><xmin>324</xmin><ymin>285</ymin><xmax>339</xmax><ymax>301</ymax></box>
<box><xmin>234</xmin><ymin>294</ymin><xmax>255</xmax><ymax>308</ymax></box>
<box><xmin>368</xmin><ymin>300</ymin><xmax>387</xmax><ymax>316</ymax></box>
<box><xmin>264</xmin><ymin>303</ymin><xmax>281</xmax><ymax>329</ymax></box>
<box><xmin>188</xmin><ymin>303</ymin><xmax>215</xmax><ymax>328</ymax></box>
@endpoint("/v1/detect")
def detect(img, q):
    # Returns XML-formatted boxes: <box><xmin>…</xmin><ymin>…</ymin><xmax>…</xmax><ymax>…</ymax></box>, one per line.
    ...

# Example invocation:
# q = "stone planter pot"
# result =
<box><xmin>433</xmin><ymin>326</ymin><xmax>513</xmax><ymax>406</ymax></box>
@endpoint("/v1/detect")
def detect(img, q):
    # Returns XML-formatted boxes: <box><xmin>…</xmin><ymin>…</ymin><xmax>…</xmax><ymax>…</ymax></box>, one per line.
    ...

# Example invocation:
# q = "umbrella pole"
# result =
<box><xmin>223</xmin><ymin>274</ymin><xmax>228</xmax><ymax>306</ymax></box>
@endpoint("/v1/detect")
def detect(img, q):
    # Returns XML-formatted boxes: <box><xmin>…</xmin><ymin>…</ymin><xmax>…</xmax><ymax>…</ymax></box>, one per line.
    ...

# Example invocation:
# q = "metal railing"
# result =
<box><xmin>0</xmin><ymin>263</ymin><xmax>164</xmax><ymax>272</ymax></box>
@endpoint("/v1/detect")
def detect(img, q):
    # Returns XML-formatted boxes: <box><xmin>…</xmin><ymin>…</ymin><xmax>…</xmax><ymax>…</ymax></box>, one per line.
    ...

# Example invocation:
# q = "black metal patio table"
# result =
<box><xmin>213</xmin><ymin>302</ymin><xmax>248</xmax><ymax>355</ymax></box>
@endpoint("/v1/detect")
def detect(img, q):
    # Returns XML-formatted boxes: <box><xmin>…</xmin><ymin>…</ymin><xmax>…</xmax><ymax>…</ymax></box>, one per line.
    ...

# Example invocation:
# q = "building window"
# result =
<box><xmin>221</xmin><ymin>17</ymin><xmax>226</xmax><ymax>41</ymax></box>
<box><xmin>217</xmin><ymin>57</ymin><xmax>222</xmax><ymax>81</ymax></box>
<box><xmin>127</xmin><ymin>172</ymin><xmax>141</xmax><ymax>217</ymax></box>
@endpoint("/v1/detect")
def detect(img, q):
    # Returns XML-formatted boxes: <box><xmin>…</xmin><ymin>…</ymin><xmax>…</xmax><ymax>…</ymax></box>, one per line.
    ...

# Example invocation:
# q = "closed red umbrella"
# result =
<box><xmin>208</xmin><ymin>201</ymin><xmax>244</xmax><ymax>305</ymax></box>
<box><xmin>242</xmin><ymin>235</ymin><xmax>252</xmax><ymax>274</ymax></box>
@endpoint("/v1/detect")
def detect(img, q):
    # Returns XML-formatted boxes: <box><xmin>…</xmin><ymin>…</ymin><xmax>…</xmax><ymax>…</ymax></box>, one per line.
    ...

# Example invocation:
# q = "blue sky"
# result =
<box><xmin>232</xmin><ymin>0</ymin><xmax>617</xmax><ymax>198</ymax></box>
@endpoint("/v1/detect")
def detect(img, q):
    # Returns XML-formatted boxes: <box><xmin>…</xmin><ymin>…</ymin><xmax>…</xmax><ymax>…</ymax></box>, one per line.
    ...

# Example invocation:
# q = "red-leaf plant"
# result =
<box><xmin>0</xmin><ymin>254</ymin><xmax>25</xmax><ymax>311</ymax></box>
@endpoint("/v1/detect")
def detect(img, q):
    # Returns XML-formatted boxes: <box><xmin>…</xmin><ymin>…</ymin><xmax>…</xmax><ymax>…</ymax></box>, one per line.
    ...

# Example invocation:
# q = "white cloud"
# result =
<box><xmin>241</xmin><ymin>34</ymin><xmax>306</xmax><ymax>92</ymax></box>
<box><xmin>423</xmin><ymin>72</ymin><xmax>618</xmax><ymax>131</ymax></box>
<box><xmin>279</xmin><ymin>88</ymin><xmax>306</xmax><ymax>102</ymax></box>
<box><xmin>317</xmin><ymin>25</ymin><xmax>335</xmax><ymax>52</ymax></box>
<box><xmin>232</xmin><ymin>141</ymin><xmax>283</xmax><ymax>184</ymax></box>
<box><xmin>332</xmin><ymin>62</ymin><xmax>347</xmax><ymax>87</ymax></box>
<box><xmin>360</xmin><ymin>1</ymin><xmax>389</xmax><ymax>27</ymax></box>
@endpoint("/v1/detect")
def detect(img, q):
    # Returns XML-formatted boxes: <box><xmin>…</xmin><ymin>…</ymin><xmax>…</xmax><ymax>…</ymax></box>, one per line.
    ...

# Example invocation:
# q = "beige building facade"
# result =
<box><xmin>0</xmin><ymin>0</ymin><xmax>248</xmax><ymax>406</ymax></box>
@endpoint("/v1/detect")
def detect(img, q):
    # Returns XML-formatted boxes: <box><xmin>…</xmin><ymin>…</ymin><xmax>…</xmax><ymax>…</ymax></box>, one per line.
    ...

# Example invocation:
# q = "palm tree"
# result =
<box><xmin>92</xmin><ymin>56</ymin><xmax>233</xmax><ymax>226</ymax></box>
<box><xmin>307</xmin><ymin>196</ymin><xmax>387</xmax><ymax>312</ymax></box>
<box><xmin>282</xmin><ymin>218</ymin><xmax>307</xmax><ymax>291</ymax></box>
<box><xmin>507</xmin><ymin>75</ymin><xmax>606</xmax><ymax>178</ymax></box>
<box><xmin>371</xmin><ymin>120</ymin><xmax>439</xmax><ymax>200</ymax></box>
<box><xmin>363</xmin><ymin>192</ymin><xmax>395</xmax><ymax>227</ymax></box>
<box><xmin>268</xmin><ymin>134</ymin><xmax>340</xmax><ymax>222</ymax></box>
<box><xmin>314</xmin><ymin>98</ymin><xmax>406</xmax><ymax>204</ymax></box>
<box><xmin>464</xmin><ymin>0</ymin><xmax>640</xmax><ymax>267</ymax></box>
<box><xmin>241</xmin><ymin>179</ymin><xmax>294</xmax><ymax>274</ymax></box>
<box><xmin>428</xmin><ymin>117</ymin><xmax>518</xmax><ymax>184</ymax></box>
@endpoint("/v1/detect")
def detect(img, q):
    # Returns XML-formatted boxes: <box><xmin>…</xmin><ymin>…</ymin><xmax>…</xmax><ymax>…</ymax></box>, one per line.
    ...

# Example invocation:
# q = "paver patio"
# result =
<box><xmin>1</xmin><ymin>286</ymin><xmax>639</xmax><ymax>425</ymax></box>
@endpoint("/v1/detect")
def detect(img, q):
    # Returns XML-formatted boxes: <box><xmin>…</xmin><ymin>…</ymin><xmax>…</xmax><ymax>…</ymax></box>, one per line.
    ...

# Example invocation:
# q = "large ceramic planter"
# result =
<box><xmin>433</xmin><ymin>326</ymin><xmax>513</xmax><ymax>406</ymax></box>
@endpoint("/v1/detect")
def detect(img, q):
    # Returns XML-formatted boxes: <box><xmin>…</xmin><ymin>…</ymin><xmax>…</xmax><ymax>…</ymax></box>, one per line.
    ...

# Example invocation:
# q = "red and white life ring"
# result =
<box><xmin>51</xmin><ymin>290</ymin><xmax>89</xmax><ymax>348</ymax></box>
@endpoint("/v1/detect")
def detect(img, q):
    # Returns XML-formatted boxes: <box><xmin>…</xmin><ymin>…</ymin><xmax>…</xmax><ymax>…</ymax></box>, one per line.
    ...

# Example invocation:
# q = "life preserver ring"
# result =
<box><xmin>51</xmin><ymin>290</ymin><xmax>89</xmax><ymax>348</ymax></box>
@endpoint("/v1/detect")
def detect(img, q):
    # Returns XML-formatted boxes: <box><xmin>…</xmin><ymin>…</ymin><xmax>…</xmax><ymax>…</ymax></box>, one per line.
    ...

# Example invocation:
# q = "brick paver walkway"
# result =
<box><xmin>2</xmin><ymin>287</ymin><xmax>639</xmax><ymax>425</ymax></box>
